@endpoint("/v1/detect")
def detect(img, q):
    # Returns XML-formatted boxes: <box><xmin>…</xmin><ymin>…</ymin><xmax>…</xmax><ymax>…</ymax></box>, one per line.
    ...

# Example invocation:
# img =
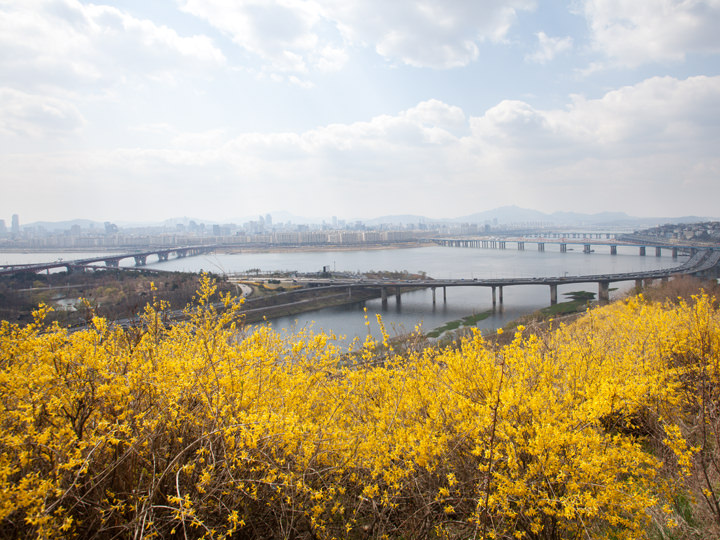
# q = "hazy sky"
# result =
<box><xmin>2</xmin><ymin>0</ymin><xmax>720</xmax><ymax>224</ymax></box>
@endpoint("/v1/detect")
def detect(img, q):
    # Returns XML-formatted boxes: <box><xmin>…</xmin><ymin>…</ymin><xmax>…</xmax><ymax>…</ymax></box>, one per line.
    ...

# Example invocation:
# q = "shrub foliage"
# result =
<box><xmin>1</xmin><ymin>276</ymin><xmax>719</xmax><ymax>539</ymax></box>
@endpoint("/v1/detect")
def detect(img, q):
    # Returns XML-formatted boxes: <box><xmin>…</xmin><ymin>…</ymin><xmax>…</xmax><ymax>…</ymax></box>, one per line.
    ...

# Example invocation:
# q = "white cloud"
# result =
<box><xmin>180</xmin><ymin>0</ymin><xmax>330</xmax><ymax>72</ymax></box>
<box><xmin>179</xmin><ymin>0</ymin><xmax>536</xmax><ymax>72</ymax></box>
<box><xmin>0</xmin><ymin>0</ymin><xmax>225</xmax><ymax>90</ymax></box>
<box><xmin>0</xmin><ymin>87</ymin><xmax>85</xmax><ymax>138</ymax></box>
<box><xmin>581</xmin><ymin>0</ymin><xmax>720</xmax><ymax>66</ymax></box>
<box><xmin>525</xmin><ymin>32</ymin><xmax>573</xmax><ymax>64</ymax></box>
<box><xmin>5</xmin><ymin>76</ymin><xmax>720</xmax><ymax>219</ymax></box>
<box><xmin>323</xmin><ymin>0</ymin><xmax>536</xmax><ymax>68</ymax></box>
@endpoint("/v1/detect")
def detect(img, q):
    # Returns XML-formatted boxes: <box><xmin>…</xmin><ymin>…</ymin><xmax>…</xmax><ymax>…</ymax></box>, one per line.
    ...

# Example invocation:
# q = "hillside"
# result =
<box><xmin>0</xmin><ymin>277</ymin><xmax>718</xmax><ymax>539</ymax></box>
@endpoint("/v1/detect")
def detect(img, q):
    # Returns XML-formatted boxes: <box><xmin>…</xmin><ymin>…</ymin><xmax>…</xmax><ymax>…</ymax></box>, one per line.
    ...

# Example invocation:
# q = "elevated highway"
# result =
<box><xmin>433</xmin><ymin>236</ymin><xmax>718</xmax><ymax>257</ymax></box>
<box><xmin>0</xmin><ymin>245</ymin><xmax>217</xmax><ymax>276</ymax></box>
<box><xmin>305</xmin><ymin>249</ymin><xmax>720</xmax><ymax>307</ymax></box>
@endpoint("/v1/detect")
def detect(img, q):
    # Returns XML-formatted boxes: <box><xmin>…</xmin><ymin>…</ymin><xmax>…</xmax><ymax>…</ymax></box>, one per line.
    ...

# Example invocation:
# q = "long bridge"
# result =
<box><xmin>433</xmin><ymin>236</ymin><xmax>716</xmax><ymax>258</ymax></box>
<box><xmin>306</xmin><ymin>249</ymin><xmax>720</xmax><ymax>307</ymax></box>
<box><xmin>0</xmin><ymin>245</ymin><xmax>217</xmax><ymax>276</ymax></box>
<box><xmin>4</xmin><ymin>241</ymin><xmax>720</xmax><ymax>309</ymax></box>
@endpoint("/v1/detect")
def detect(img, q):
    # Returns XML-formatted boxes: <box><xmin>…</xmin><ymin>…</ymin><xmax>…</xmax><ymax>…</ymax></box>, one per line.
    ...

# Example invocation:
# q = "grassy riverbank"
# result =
<box><xmin>425</xmin><ymin>310</ymin><xmax>493</xmax><ymax>338</ymax></box>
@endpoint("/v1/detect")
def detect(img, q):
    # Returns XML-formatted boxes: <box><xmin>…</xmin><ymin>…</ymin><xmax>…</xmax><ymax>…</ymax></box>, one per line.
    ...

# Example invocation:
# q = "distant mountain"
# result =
<box><xmin>22</xmin><ymin>207</ymin><xmax>718</xmax><ymax>233</ymax></box>
<box><xmin>453</xmin><ymin>206</ymin><xmax>716</xmax><ymax>228</ymax></box>
<box><xmin>156</xmin><ymin>216</ymin><xmax>219</xmax><ymax>227</ymax></box>
<box><xmin>548</xmin><ymin>211</ymin><xmax>632</xmax><ymax>225</ymax></box>
<box><xmin>362</xmin><ymin>214</ymin><xmax>441</xmax><ymax>226</ymax></box>
<box><xmin>454</xmin><ymin>206</ymin><xmax>549</xmax><ymax>224</ymax></box>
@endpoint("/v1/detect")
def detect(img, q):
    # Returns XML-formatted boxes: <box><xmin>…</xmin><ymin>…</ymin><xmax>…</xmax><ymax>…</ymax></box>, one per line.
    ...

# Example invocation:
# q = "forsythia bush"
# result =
<box><xmin>0</xmin><ymin>276</ymin><xmax>718</xmax><ymax>539</ymax></box>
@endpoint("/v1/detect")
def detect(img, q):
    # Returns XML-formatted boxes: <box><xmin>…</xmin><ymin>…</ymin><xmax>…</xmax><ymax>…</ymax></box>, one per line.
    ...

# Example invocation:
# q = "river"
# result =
<box><xmin>0</xmin><ymin>244</ymin><xmax>684</xmax><ymax>343</ymax></box>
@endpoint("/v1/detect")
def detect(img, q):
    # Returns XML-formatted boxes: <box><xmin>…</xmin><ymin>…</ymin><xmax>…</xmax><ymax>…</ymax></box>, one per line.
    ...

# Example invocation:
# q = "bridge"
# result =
<box><xmin>0</xmin><ymin>245</ymin><xmax>217</xmax><ymax>276</ymax></box>
<box><xmin>433</xmin><ymin>236</ymin><xmax>717</xmax><ymax>258</ymax></box>
<box><xmin>305</xmin><ymin>249</ymin><xmax>720</xmax><ymax>308</ymax></box>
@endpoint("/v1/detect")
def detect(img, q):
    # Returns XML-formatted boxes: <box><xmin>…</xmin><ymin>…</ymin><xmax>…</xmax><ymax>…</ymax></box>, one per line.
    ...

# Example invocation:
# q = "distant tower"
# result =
<box><xmin>11</xmin><ymin>214</ymin><xmax>19</xmax><ymax>235</ymax></box>
<box><xmin>265</xmin><ymin>213</ymin><xmax>272</xmax><ymax>227</ymax></box>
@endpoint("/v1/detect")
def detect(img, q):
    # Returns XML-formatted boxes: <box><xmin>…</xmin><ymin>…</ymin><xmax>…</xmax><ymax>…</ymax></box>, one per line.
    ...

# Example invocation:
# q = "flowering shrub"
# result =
<box><xmin>0</xmin><ymin>276</ymin><xmax>718</xmax><ymax>539</ymax></box>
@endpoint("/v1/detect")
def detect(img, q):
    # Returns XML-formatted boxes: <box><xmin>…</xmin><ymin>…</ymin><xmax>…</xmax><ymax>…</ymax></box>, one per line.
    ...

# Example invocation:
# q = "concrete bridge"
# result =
<box><xmin>433</xmin><ymin>237</ymin><xmax>715</xmax><ymax>259</ymax></box>
<box><xmin>307</xmin><ymin>249</ymin><xmax>720</xmax><ymax>308</ymax></box>
<box><xmin>0</xmin><ymin>245</ymin><xmax>217</xmax><ymax>276</ymax></box>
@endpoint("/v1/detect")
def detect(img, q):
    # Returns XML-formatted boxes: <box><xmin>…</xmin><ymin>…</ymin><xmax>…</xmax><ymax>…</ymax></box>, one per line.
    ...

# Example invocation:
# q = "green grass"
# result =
<box><xmin>538</xmin><ymin>290</ymin><xmax>596</xmax><ymax>317</ymax></box>
<box><xmin>426</xmin><ymin>310</ymin><xmax>493</xmax><ymax>338</ymax></box>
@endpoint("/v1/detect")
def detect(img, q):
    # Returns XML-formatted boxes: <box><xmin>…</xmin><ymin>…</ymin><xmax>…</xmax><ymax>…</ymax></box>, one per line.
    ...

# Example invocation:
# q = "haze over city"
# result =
<box><xmin>2</xmin><ymin>0</ymin><xmax>720</xmax><ymax>223</ymax></box>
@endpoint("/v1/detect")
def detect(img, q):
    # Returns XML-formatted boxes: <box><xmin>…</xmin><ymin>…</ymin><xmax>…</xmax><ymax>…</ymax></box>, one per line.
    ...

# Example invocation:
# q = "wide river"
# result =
<box><xmin>2</xmin><ymin>244</ymin><xmax>684</xmax><ymax>343</ymax></box>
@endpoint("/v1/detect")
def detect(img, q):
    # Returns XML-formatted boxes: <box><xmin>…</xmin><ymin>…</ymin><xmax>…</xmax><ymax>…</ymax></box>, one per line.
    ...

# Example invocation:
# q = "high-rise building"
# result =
<box><xmin>11</xmin><ymin>214</ymin><xmax>19</xmax><ymax>235</ymax></box>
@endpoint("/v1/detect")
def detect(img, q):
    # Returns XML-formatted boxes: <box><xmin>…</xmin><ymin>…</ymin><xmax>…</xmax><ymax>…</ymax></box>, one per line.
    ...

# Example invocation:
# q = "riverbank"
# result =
<box><xmin>422</xmin><ymin>291</ymin><xmax>598</xmax><ymax>347</ymax></box>
<box><xmin>239</xmin><ymin>286</ymin><xmax>383</xmax><ymax>324</ymax></box>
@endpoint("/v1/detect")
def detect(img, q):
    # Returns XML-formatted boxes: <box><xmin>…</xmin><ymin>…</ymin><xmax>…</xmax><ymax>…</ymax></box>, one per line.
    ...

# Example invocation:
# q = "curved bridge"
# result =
<box><xmin>308</xmin><ymin>249</ymin><xmax>720</xmax><ymax>307</ymax></box>
<box><xmin>0</xmin><ymin>245</ymin><xmax>217</xmax><ymax>276</ymax></box>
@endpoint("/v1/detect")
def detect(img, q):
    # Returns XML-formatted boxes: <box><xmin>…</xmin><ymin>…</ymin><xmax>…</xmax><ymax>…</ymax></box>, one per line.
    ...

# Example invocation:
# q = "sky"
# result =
<box><xmin>2</xmin><ymin>0</ymin><xmax>720</xmax><ymax>224</ymax></box>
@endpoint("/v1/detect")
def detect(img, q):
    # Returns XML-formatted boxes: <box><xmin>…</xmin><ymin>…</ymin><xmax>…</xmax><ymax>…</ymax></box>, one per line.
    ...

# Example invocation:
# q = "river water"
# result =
<box><xmin>1</xmin><ymin>245</ymin><xmax>684</xmax><ymax>343</ymax></box>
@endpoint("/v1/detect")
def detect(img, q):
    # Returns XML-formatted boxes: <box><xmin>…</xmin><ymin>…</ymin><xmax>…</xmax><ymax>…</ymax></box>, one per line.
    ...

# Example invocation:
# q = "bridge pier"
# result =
<box><xmin>432</xmin><ymin>287</ymin><xmax>436</xmax><ymax>305</ymax></box>
<box><xmin>635</xmin><ymin>279</ymin><xmax>643</xmax><ymax>290</ymax></box>
<box><xmin>538</xmin><ymin>242</ymin><xmax>545</xmax><ymax>252</ymax></box>
<box><xmin>518</xmin><ymin>241</ymin><xmax>524</xmax><ymax>250</ymax></box>
<box><xmin>396</xmin><ymin>292</ymin><xmax>401</xmax><ymax>306</ymax></box>
<box><xmin>499</xmin><ymin>241</ymin><xmax>506</xmax><ymax>249</ymax></box>
<box><xmin>560</xmin><ymin>243</ymin><xmax>567</xmax><ymax>253</ymax></box>
<box><xmin>498</xmin><ymin>286</ymin><xmax>503</xmax><ymax>305</ymax></box>
<box><xmin>381</xmin><ymin>287</ymin><xmax>388</xmax><ymax>308</ymax></box>
<box><xmin>639</xmin><ymin>246</ymin><xmax>646</xmax><ymax>256</ymax></box>
<box><xmin>443</xmin><ymin>286</ymin><xmax>447</xmax><ymax>303</ymax></box>
<box><xmin>104</xmin><ymin>259</ymin><xmax>119</xmax><ymax>268</ymax></box>
<box><xmin>610</xmin><ymin>245</ymin><xmax>617</xmax><ymax>255</ymax></box>
<box><xmin>158</xmin><ymin>253</ymin><xmax>169</xmax><ymax>262</ymax></box>
<box><xmin>656</xmin><ymin>246</ymin><xmax>662</xmax><ymax>257</ymax></box>
<box><xmin>549</xmin><ymin>284</ymin><xmax>557</xmax><ymax>305</ymax></box>
<box><xmin>134</xmin><ymin>255</ymin><xmax>147</xmax><ymax>266</ymax></box>
<box><xmin>598</xmin><ymin>281</ymin><xmax>609</xmax><ymax>305</ymax></box>
<box><xmin>492</xmin><ymin>286</ymin><xmax>497</xmax><ymax>308</ymax></box>
<box><xmin>672</xmin><ymin>247</ymin><xmax>678</xmax><ymax>259</ymax></box>
<box><xmin>583</xmin><ymin>244</ymin><xmax>591</xmax><ymax>254</ymax></box>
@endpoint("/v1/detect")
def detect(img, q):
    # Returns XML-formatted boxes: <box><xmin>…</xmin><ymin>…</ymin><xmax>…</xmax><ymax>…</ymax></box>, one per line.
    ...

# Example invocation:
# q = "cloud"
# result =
<box><xmin>179</xmin><ymin>0</ymin><xmax>536</xmax><ymax>72</ymax></box>
<box><xmin>4</xmin><ymin>76</ymin><xmax>720</xmax><ymax>220</ymax></box>
<box><xmin>323</xmin><ymin>0</ymin><xmax>536</xmax><ymax>68</ymax></box>
<box><xmin>0</xmin><ymin>87</ymin><xmax>85</xmax><ymax>138</ymax></box>
<box><xmin>581</xmin><ymin>0</ymin><xmax>720</xmax><ymax>67</ymax></box>
<box><xmin>0</xmin><ymin>0</ymin><xmax>225</xmax><ymax>90</ymax></box>
<box><xmin>525</xmin><ymin>32</ymin><xmax>573</xmax><ymax>63</ymax></box>
<box><xmin>180</xmin><ymin>0</ymin><xmax>329</xmax><ymax>73</ymax></box>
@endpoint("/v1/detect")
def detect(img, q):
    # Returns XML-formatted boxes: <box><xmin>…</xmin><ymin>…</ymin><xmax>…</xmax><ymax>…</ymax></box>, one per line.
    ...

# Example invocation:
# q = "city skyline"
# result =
<box><xmin>2</xmin><ymin>1</ymin><xmax>720</xmax><ymax>223</ymax></box>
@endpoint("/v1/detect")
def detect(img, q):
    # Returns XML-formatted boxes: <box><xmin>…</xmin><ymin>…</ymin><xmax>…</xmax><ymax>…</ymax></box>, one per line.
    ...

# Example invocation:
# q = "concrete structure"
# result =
<box><xmin>306</xmin><ymin>249</ymin><xmax>720</xmax><ymax>308</ymax></box>
<box><xmin>0</xmin><ymin>245</ymin><xmax>217</xmax><ymax>276</ymax></box>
